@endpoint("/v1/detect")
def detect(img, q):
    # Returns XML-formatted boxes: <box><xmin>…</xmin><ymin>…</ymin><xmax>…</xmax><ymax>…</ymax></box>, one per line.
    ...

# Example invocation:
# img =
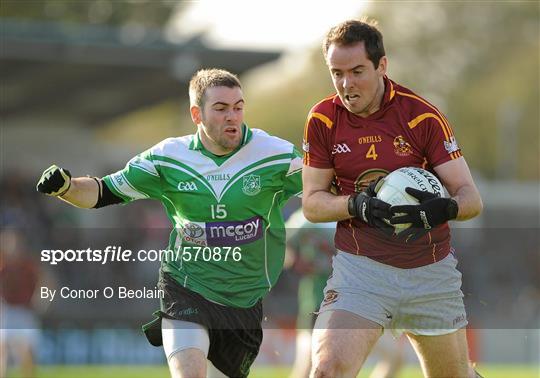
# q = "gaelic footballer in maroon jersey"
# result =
<box><xmin>303</xmin><ymin>19</ymin><xmax>484</xmax><ymax>378</ymax></box>
<box><xmin>303</xmin><ymin>76</ymin><xmax>463</xmax><ymax>268</ymax></box>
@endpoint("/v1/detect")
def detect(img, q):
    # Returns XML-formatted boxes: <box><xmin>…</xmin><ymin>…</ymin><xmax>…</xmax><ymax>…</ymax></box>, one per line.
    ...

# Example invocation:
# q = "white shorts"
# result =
<box><xmin>318</xmin><ymin>251</ymin><xmax>467</xmax><ymax>336</ymax></box>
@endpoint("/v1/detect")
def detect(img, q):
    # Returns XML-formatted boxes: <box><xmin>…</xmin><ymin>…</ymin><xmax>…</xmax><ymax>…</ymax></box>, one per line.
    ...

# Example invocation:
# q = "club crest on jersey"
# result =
<box><xmin>322</xmin><ymin>289</ymin><xmax>339</xmax><ymax>307</ymax></box>
<box><xmin>393</xmin><ymin>135</ymin><xmax>413</xmax><ymax>156</ymax></box>
<box><xmin>242</xmin><ymin>174</ymin><xmax>261</xmax><ymax>196</ymax></box>
<box><xmin>444</xmin><ymin>136</ymin><xmax>459</xmax><ymax>154</ymax></box>
<box><xmin>353</xmin><ymin>169</ymin><xmax>389</xmax><ymax>193</ymax></box>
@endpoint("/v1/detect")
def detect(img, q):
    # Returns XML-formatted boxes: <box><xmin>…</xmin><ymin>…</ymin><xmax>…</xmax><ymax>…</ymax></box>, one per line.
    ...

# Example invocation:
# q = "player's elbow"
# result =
<box><xmin>473</xmin><ymin>195</ymin><xmax>483</xmax><ymax>217</ymax></box>
<box><xmin>302</xmin><ymin>208</ymin><xmax>319</xmax><ymax>223</ymax></box>
<box><xmin>458</xmin><ymin>191</ymin><xmax>483</xmax><ymax>221</ymax></box>
<box><xmin>469</xmin><ymin>186</ymin><xmax>484</xmax><ymax>218</ymax></box>
<box><xmin>302</xmin><ymin>197</ymin><xmax>320</xmax><ymax>223</ymax></box>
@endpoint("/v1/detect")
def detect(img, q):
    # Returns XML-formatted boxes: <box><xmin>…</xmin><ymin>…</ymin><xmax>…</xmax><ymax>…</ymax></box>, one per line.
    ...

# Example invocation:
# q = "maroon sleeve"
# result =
<box><xmin>303</xmin><ymin>112</ymin><xmax>333</xmax><ymax>169</ymax></box>
<box><xmin>421</xmin><ymin>113</ymin><xmax>463</xmax><ymax>167</ymax></box>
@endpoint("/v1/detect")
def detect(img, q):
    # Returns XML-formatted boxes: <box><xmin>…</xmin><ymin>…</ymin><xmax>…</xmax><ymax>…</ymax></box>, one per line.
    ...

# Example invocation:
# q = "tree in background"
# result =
<box><xmin>245</xmin><ymin>2</ymin><xmax>539</xmax><ymax>180</ymax></box>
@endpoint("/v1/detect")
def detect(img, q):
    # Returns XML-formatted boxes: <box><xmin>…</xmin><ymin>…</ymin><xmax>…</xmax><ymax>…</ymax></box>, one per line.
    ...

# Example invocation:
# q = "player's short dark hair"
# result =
<box><xmin>189</xmin><ymin>68</ymin><xmax>242</xmax><ymax>107</ymax></box>
<box><xmin>323</xmin><ymin>18</ymin><xmax>385</xmax><ymax>69</ymax></box>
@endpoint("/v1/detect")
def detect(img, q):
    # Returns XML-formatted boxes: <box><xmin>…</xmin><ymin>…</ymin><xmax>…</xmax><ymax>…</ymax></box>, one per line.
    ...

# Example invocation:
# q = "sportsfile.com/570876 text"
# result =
<box><xmin>40</xmin><ymin>246</ymin><xmax>242</xmax><ymax>265</ymax></box>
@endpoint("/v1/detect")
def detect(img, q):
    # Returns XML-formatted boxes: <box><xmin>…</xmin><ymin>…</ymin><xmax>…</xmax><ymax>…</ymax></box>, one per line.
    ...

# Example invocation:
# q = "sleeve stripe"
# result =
<box><xmin>286</xmin><ymin>168</ymin><xmax>302</xmax><ymax>177</ymax></box>
<box><xmin>303</xmin><ymin>116</ymin><xmax>310</xmax><ymax>166</ymax></box>
<box><xmin>303</xmin><ymin>96</ymin><xmax>336</xmax><ymax>166</ymax></box>
<box><xmin>128</xmin><ymin>157</ymin><xmax>159</xmax><ymax>176</ymax></box>
<box><xmin>122</xmin><ymin>174</ymin><xmax>150</xmax><ymax>199</ymax></box>
<box><xmin>303</xmin><ymin>112</ymin><xmax>333</xmax><ymax>166</ymax></box>
<box><xmin>311</xmin><ymin>112</ymin><xmax>333</xmax><ymax>129</ymax></box>
<box><xmin>109</xmin><ymin>173</ymin><xmax>149</xmax><ymax>200</ymax></box>
<box><xmin>130</xmin><ymin>162</ymin><xmax>159</xmax><ymax>177</ymax></box>
<box><xmin>397</xmin><ymin>91</ymin><xmax>463</xmax><ymax>161</ymax></box>
<box><xmin>287</xmin><ymin>155</ymin><xmax>303</xmax><ymax>176</ymax></box>
<box><xmin>396</xmin><ymin>91</ymin><xmax>455</xmax><ymax>139</ymax></box>
<box><xmin>407</xmin><ymin>112</ymin><xmax>450</xmax><ymax>140</ymax></box>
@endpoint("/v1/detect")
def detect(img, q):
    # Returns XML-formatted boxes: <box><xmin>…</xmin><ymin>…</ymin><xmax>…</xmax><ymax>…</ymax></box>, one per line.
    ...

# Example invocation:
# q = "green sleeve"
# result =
<box><xmin>283</xmin><ymin>147</ymin><xmax>303</xmax><ymax>199</ymax></box>
<box><xmin>102</xmin><ymin>150</ymin><xmax>162</xmax><ymax>202</ymax></box>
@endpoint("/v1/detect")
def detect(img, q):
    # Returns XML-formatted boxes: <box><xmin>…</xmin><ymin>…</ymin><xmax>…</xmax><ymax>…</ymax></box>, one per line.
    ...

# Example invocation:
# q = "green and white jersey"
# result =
<box><xmin>103</xmin><ymin>125</ymin><xmax>302</xmax><ymax>308</ymax></box>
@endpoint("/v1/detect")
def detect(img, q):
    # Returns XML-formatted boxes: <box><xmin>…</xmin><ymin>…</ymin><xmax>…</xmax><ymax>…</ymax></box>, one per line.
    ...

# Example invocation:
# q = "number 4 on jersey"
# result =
<box><xmin>366</xmin><ymin>144</ymin><xmax>378</xmax><ymax>160</ymax></box>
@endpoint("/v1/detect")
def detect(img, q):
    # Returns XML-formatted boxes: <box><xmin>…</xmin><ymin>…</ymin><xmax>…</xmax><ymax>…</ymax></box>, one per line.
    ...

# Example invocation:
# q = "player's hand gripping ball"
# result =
<box><xmin>348</xmin><ymin>177</ymin><xmax>393</xmax><ymax>236</ymax></box>
<box><xmin>377</xmin><ymin>167</ymin><xmax>457</xmax><ymax>240</ymax></box>
<box><xmin>36</xmin><ymin>165</ymin><xmax>72</xmax><ymax>197</ymax></box>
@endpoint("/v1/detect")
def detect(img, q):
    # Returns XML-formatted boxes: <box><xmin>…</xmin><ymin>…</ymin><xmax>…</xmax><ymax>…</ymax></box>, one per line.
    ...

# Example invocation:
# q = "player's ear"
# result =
<box><xmin>190</xmin><ymin>104</ymin><xmax>202</xmax><ymax>125</ymax></box>
<box><xmin>377</xmin><ymin>56</ymin><xmax>387</xmax><ymax>76</ymax></box>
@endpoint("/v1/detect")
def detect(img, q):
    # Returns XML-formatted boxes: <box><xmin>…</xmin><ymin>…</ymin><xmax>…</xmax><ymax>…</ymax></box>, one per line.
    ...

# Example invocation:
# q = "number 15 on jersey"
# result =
<box><xmin>211</xmin><ymin>204</ymin><xmax>227</xmax><ymax>219</ymax></box>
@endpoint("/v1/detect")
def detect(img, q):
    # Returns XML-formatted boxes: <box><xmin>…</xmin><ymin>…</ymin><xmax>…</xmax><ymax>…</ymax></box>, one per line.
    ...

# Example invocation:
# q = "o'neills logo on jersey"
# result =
<box><xmin>206</xmin><ymin>173</ymin><xmax>231</xmax><ymax>181</ymax></box>
<box><xmin>393</xmin><ymin>135</ymin><xmax>413</xmax><ymax>156</ymax></box>
<box><xmin>206</xmin><ymin>216</ymin><xmax>263</xmax><ymax>246</ymax></box>
<box><xmin>358</xmin><ymin>135</ymin><xmax>382</xmax><ymax>144</ymax></box>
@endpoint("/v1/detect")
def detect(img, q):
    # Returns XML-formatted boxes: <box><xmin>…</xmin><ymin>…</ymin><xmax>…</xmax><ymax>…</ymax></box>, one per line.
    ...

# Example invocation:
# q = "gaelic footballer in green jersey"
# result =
<box><xmin>103</xmin><ymin>125</ymin><xmax>302</xmax><ymax>308</ymax></box>
<box><xmin>36</xmin><ymin>68</ymin><xmax>303</xmax><ymax>378</ymax></box>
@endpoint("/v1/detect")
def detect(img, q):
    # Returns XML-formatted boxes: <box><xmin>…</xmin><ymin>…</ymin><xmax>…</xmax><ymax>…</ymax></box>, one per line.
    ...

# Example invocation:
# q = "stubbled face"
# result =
<box><xmin>326</xmin><ymin>41</ymin><xmax>387</xmax><ymax>117</ymax></box>
<box><xmin>191</xmin><ymin>86</ymin><xmax>244</xmax><ymax>155</ymax></box>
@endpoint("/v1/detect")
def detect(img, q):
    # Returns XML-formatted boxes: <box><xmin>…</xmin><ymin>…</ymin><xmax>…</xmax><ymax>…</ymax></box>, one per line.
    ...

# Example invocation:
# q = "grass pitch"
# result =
<box><xmin>6</xmin><ymin>364</ymin><xmax>539</xmax><ymax>377</ymax></box>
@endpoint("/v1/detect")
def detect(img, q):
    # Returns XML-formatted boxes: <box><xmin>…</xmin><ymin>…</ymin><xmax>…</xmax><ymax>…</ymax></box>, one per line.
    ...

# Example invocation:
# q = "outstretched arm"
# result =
<box><xmin>36</xmin><ymin>165</ymin><xmax>115</xmax><ymax>209</ymax></box>
<box><xmin>59</xmin><ymin>177</ymin><xmax>100</xmax><ymax>208</ymax></box>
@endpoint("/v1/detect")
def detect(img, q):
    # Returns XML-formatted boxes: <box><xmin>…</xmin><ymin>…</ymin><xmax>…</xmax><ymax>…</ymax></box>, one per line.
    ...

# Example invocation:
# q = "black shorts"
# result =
<box><xmin>142</xmin><ymin>272</ymin><xmax>263</xmax><ymax>378</ymax></box>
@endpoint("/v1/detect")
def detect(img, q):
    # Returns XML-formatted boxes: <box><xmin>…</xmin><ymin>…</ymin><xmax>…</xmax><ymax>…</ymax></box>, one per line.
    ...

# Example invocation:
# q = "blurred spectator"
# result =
<box><xmin>0</xmin><ymin>229</ymin><xmax>41</xmax><ymax>378</ymax></box>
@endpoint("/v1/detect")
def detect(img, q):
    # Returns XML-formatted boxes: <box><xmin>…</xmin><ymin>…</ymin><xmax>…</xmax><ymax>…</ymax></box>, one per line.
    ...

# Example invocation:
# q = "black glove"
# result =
<box><xmin>36</xmin><ymin>165</ymin><xmax>72</xmax><ymax>197</ymax></box>
<box><xmin>365</xmin><ymin>176</ymin><xmax>384</xmax><ymax>198</ymax></box>
<box><xmin>348</xmin><ymin>182</ymin><xmax>393</xmax><ymax>236</ymax></box>
<box><xmin>390</xmin><ymin>187</ymin><xmax>458</xmax><ymax>241</ymax></box>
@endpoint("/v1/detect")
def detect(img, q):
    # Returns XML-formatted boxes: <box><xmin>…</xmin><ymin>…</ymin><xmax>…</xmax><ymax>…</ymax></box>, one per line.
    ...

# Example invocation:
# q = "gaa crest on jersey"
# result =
<box><xmin>332</xmin><ymin>143</ymin><xmax>352</xmax><ymax>155</ymax></box>
<box><xmin>177</xmin><ymin>181</ymin><xmax>198</xmax><ymax>191</ymax></box>
<box><xmin>242</xmin><ymin>174</ymin><xmax>261</xmax><ymax>196</ymax></box>
<box><xmin>393</xmin><ymin>135</ymin><xmax>413</xmax><ymax>156</ymax></box>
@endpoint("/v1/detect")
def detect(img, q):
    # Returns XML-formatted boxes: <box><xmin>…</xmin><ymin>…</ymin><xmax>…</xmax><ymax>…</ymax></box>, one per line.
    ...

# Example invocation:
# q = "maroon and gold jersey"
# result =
<box><xmin>303</xmin><ymin>76</ymin><xmax>462</xmax><ymax>268</ymax></box>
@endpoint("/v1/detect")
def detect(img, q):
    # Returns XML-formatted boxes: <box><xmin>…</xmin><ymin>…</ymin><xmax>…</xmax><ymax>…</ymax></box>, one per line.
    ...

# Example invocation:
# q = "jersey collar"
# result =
<box><xmin>189</xmin><ymin>123</ymin><xmax>253</xmax><ymax>153</ymax></box>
